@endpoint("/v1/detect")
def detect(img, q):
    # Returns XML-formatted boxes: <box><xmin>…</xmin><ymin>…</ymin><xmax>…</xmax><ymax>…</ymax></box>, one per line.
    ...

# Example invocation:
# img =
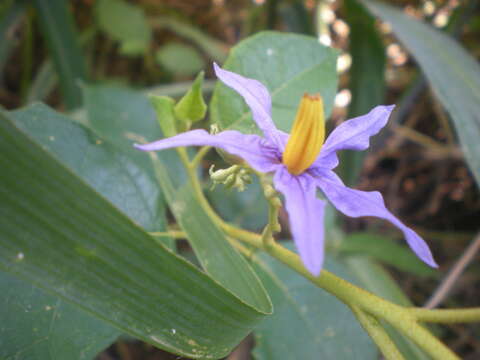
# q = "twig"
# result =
<box><xmin>424</xmin><ymin>232</ymin><xmax>480</xmax><ymax>309</ymax></box>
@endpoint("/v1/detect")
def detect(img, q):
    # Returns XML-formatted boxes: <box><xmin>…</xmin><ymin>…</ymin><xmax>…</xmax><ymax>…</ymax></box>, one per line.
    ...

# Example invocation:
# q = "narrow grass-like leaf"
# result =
<box><xmin>339</xmin><ymin>233</ymin><xmax>436</xmax><ymax>277</ymax></box>
<box><xmin>32</xmin><ymin>0</ymin><xmax>86</xmax><ymax>109</ymax></box>
<box><xmin>151</xmin><ymin>16</ymin><xmax>227</xmax><ymax>63</ymax></box>
<box><xmin>0</xmin><ymin>0</ymin><xmax>25</xmax><ymax>80</ymax></box>
<box><xmin>339</xmin><ymin>0</ymin><xmax>386</xmax><ymax>186</ymax></box>
<box><xmin>0</xmin><ymin>111</ymin><xmax>269</xmax><ymax>359</ymax></box>
<box><xmin>361</xmin><ymin>0</ymin><xmax>480</xmax><ymax>187</ymax></box>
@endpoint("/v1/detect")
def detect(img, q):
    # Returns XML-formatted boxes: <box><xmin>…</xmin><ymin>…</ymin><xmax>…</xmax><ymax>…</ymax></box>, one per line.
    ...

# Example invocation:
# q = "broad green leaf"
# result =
<box><xmin>339</xmin><ymin>0</ymin><xmax>386</xmax><ymax>186</ymax></box>
<box><xmin>95</xmin><ymin>0</ymin><xmax>151</xmax><ymax>55</ymax></box>
<box><xmin>155</xmin><ymin>42</ymin><xmax>206</xmax><ymax>77</ymax></box>
<box><xmin>0</xmin><ymin>270</ymin><xmax>119</xmax><ymax>360</ymax></box>
<box><xmin>361</xmin><ymin>0</ymin><xmax>480</xmax><ymax>187</ymax></box>
<box><xmin>0</xmin><ymin>111</ymin><xmax>269</xmax><ymax>359</ymax></box>
<box><xmin>82</xmin><ymin>84</ymin><xmax>271</xmax><ymax>324</ymax></box>
<box><xmin>210</xmin><ymin>31</ymin><xmax>338</xmax><ymax>134</ymax></box>
<box><xmin>251</xmin><ymin>248</ymin><xmax>376</xmax><ymax>360</ymax></box>
<box><xmin>175</xmin><ymin>71</ymin><xmax>207</xmax><ymax>123</ymax></box>
<box><xmin>32</xmin><ymin>0</ymin><xmax>86</xmax><ymax>109</ymax></box>
<box><xmin>345</xmin><ymin>257</ymin><xmax>430</xmax><ymax>360</ymax></box>
<box><xmin>10</xmin><ymin>103</ymin><xmax>171</xmax><ymax>249</ymax></box>
<box><xmin>338</xmin><ymin>233</ymin><xmax>436</xmax><ymax>277</ymax></box>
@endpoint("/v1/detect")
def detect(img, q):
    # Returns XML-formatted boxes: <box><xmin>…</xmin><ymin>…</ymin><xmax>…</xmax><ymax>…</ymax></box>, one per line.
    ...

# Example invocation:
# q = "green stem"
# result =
<box><xmin>410</xmin><ymin>308</ymin><xmax>480</xmax><ymax>323</ymax></box>
<box><xmin>190</xmin><ymin>146</ymin><xmax>211</xmax><ymax>169</ymax></box>
<box><xmin>176</xmin><ymin>147</ymin><xmax>225</xmax><ymax>228</ymax></box>
<box><xmin>175</xmin><ymin>152</ymin><xmax>461</xmax><ymax>359</ymax></box>
<box><xmin>222</xmin><ymin>225</ymin><xmax>459</xmax><ymax>360</ymax></box>
<box><xmin>350</xmin><ymin>306</ymin><xmax>405</xmax><ymax>360</ymax></box>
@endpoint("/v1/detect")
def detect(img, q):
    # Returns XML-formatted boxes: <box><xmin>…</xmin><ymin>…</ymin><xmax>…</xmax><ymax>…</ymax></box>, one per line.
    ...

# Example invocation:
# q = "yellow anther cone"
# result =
<box><xmin>282</xmin><ymin>94</ymin><xmax>325</xmax><ymax>175</ymax></box>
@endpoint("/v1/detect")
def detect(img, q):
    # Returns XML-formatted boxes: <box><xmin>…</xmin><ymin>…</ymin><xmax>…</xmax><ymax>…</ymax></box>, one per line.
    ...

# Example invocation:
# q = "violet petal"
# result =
<box><xmin>316</xmin><ymin>170</ymin><xmax>438</xmax><ymax>268</ymax></box>
<box><xmin>135</xmin><ymin>129</ymin><xmax>281</xmax><ymax>173</ymax></box>
<box><xmin>273</xmin><ymin>168</ymin><xmax>326</xmax><ymax>275</ymax></box>
<box><xmin>214</xmin><ymin>63</ymin><xmax>285</xmax><ymax>150</ymax></box>
<box><xmin>312</xmin><ymin>105</ymin><xmax>395</xmax><ymax>171</ymax></box>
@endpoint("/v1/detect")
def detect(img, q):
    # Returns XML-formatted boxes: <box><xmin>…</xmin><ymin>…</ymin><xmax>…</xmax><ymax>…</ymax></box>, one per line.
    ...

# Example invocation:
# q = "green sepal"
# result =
<box><xmin>174</xmin><ymin>71</ymin><xmax>207</xmax><ymax>128</ymax></box>
<box><xmin>149</xmin><ymin>95</ymin><xmax>177</xmax><ymax>137</ymax></box>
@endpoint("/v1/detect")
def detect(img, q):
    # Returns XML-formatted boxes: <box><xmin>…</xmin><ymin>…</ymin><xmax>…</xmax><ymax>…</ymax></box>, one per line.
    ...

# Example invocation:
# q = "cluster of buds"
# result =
<box><xmin>209</xmin><ymin>165</ymin><xmax>252</xmax><ymax>192</ymax></box>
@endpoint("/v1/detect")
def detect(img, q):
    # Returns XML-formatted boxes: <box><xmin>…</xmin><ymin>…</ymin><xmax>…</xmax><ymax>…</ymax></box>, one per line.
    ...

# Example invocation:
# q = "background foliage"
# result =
<box><xmin>1</xmin><ymin>0</ymin><xmax>480</xmax><ymax>359</ymax></box>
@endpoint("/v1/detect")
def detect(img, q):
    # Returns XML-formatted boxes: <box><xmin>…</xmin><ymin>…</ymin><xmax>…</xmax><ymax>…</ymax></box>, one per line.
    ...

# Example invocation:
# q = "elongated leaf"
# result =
<box><xmin>11</xmin><ymin>103</ymin><xmax>167</xmax><ymax>235</ymax></box>
<box><xmin>339</xmin><ymin>233</ymin><xmax>436</xmax><ymax>277</ymax></box>
<box><xmin>32</xmin><ymin>0</ymin><xmax>86</xmax><ymax>109</ymax></box>
<box><xmin>12</xmin><ymin>103</ymin><xmax>173</xmax><ymax>251</ymax></box>
<box><xmin>81</xmin><ymin>85</ymin><xmax>272</xmax><ymax>315</ymax></box>
<box><xmin>153</xmin><ymin>163</ymin><xmax>271</xmax><ymax>313</ymax></box>
<box><xmin>0</xmin><ymin>111</ymin><xmax>269</xmax><ymax>359</ymax></box>
<box><xmin>0</xmin><ymin>0</ymin><xmax>25</xmax><ymax>80</ymax></box>
<box><xmin>361</xmin><ymin>0</ymin><xmax>480</xmax><ymax>187</ymax></box>
<box><xmin>210</xmin><ymin>31</ymin><xmax>338</xmax><ymax>133</ymax></box>
<box><xmin>340</xmin><ymin>0</ymin><xmax>386</xmax><ymax>186</ymax></box>
<box><xmin>151</xmin><ymin>16</ymin><xmax>227</xmax><ymax>63</ymax></box>
<box><xmin>0</xmin><ymin>270</ymin><xmax>119</xmax><ymax>360</ymax></box>
<box><xmin>251</xmin><ymin>246</ymin><xmax>376</xmax><ymax>360</ymax></box>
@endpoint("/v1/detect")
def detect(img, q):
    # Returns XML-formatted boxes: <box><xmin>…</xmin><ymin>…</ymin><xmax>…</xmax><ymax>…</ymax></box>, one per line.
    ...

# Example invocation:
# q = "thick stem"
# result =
<box><xmin>175</xmin><ymin>156</ymin><xmax>460</xmax><ymax>360</ymax></box>
<box><xmin>222</xmin><ymin>225</ymin><xmax>459</xmax><ymax>360</ymax></box>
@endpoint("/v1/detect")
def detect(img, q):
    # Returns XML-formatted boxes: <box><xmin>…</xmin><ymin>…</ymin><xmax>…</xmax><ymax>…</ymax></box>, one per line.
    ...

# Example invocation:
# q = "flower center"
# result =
<box><xmin>282</xmin><ymin>94</ymin><xmax>325</xmax><ymax>175</ymax></box>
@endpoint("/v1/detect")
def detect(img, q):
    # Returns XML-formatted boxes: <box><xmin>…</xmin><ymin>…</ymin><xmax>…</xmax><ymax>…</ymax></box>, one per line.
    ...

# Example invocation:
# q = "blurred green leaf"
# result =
<box><xmin>26</xmin><ymin>60</ymin><xmax>57</xmax><ymax>104</ymax></box>
<box><xmin>252</xmin><ymin>247</ymin><xmax>376</xmax><ymax>360</ymax></box>
<box><xmin>0</xmin><ymin>110</ymin><xmax>270</xmax><ymax>359</ymax></box>
<box><xmin>361</xmin><ymin>0</ymin><xmax>480</xmax><ymax>188</ymax></box>
<box><xmin>0</xmin><ymin>270</ymin><xmax>119</xmax><ymax>360</ymax></box>
<box><xmin>151</xmin><ymin>16</ymin><xmax>227</xmax><ymax>63</ymax></box>
<box><xmin>339</xmin><ymin>0</ymin><xmax>386</xmax><ymax>186</ymax></box>
<box><xmin>155</xmin><ymin>42</ymin><xmax>206</xmax><ymax>77</ymax></box>
<box><xmin>338</xmin><ymin>233</ymin><xmax>436</xmax><ymax>277</ymax></box>
<box><xmin>345</xmin><ymin>257</ymin><xmax>430</xmax><ymax>360</ymax></box>
<box><xmin>208</xmin><ymin>177</ymin><xmax>268</xmax><ymax>231</ymax></box>
<box><xmin>279</xmin><ymin>1</ymin><xmax>314</xmax><ymax>35</ymax></box>
<box><xmin>32</xmin><ymin>0</ymin><xmax>86</xmax><ymax>109</ymax></box>
<box><xmin>210</xmin><ymin>31</ymin><xmax>338</xmax><ymax>134</ymax></box>
<box><xmin>95</xmin><ymin>0</ymin><xmax>151</xmax><ymax>55</ymax></box>
<box><xmin>175</xmin><ymin>71</ymin><xmax>207</xmax><ymax>123</ymax></box>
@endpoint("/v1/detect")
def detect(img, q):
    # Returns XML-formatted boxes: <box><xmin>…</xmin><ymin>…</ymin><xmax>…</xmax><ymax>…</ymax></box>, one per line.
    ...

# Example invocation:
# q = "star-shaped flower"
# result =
<box><xmin>135</xmin><ymin>63</ymin><xmax>437</xmax><ymax>275</ymax></box>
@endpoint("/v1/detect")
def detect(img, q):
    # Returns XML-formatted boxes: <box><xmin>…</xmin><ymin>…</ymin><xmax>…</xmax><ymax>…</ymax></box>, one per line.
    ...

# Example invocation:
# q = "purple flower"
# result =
<box><xmin>135</xmin><ymin>63</ymin><xmax>437</xmax><ymax>275</ymax></box>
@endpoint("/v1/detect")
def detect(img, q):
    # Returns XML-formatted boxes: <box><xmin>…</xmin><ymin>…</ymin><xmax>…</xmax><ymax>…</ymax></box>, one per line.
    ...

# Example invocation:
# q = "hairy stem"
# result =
<box><xmin>178</xmin><ymin>153</ymin><xmax>461</xmax><ymax>360</ymax></box>
<box><xmin>350</xmin><ymin>306</ymin><xmax>405</xmax><ymax>360</ymax></box>
<box><xmin>410</xmin><ymin>308</ymin><xmax>480</xmax><ymax>323</ymax></box>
